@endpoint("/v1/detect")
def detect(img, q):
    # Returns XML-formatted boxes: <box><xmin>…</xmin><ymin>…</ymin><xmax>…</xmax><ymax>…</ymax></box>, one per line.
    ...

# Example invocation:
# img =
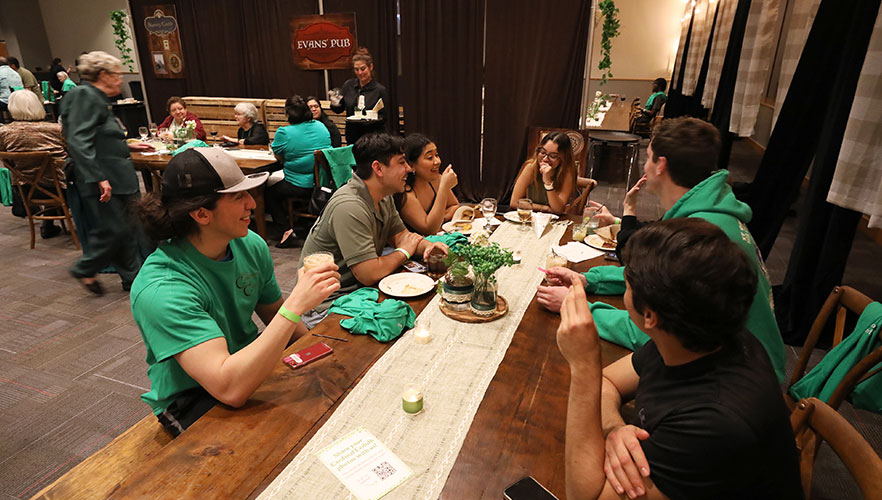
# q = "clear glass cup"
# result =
<box><xmin>480</xmin><ymin>197</ymin><xmax>497</xmax><ymax>220</ymax></box>
<box><xmin>138</xmin><ymin>126</ymin><xmax>148</xmax><ymax>141</ymax></box>
<box><xmin>583</xmin><ymin>206</ymin><xmax>601</xmax><ymax>234</ymax></box>
<box><xmin>517</xmin><ymin>198</ymin><xmax>532</xmax><ymax>231</ymax></box>
<box><xmin>149</xmin><ymin>124</ymin><xmax>158</xmax><ymax>140</ymax></box>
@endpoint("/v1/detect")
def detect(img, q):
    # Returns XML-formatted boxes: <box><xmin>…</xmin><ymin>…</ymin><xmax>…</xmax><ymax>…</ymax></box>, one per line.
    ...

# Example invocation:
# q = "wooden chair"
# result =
<box><xmin>787</xmin><ymin>286</ymin><xmax>877</xmax><ymax>410</ymax></box>
<box><xmin>0</xmin><ymin>151</ymin><xmax>80</xmax><ymax>249</ymax></box>
<box><xmin>284</xmin><ymin>150</ymin><xmax>331</xmax><ymax>232</ymax></box>
<box><xmin>790</xmin><ymin>397</ymin><xmax>882</xmax><ymax>499</ymax></box>
<box><xmin>632</xmin><ymin>102</ymin><xmax>666</xmax><ymax>137</ymax></box>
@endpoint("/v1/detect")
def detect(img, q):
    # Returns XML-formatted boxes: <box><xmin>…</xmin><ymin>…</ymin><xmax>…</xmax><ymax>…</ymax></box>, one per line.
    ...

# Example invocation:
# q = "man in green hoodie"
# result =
<box><xmin>539</xmin><ymin>117</ymin><xmax>785</xmax><ymax>382</ymax></box>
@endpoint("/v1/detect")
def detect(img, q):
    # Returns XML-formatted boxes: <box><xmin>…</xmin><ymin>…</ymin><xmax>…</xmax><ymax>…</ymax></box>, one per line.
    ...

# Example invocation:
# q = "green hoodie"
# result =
<box><xmin>585</xmin><ymin>170</ymin><xmax>786</xmax><ymax>382</ymax></box>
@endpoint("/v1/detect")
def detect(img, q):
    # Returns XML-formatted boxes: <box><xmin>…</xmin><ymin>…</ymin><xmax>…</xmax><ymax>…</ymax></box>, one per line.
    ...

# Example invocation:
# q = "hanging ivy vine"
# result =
<box><xmin>597</xmin><ymin>0</ymin><xmax>620</xmax><ymax>86</ymax></box>
<box><xmin>110</xmin><ymin>10</ymin><xmax>135</xmax><ymax>72</ymax></box>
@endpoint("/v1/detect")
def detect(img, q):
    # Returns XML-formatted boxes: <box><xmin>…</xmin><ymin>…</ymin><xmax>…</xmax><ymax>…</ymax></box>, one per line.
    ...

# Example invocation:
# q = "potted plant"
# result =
<box><xmin>439</xmin><ymin>253</ymin><xmax>473</xmax><ymax>311</ymax></box>
<box><xmin>453</xmin><ymin>242</ymin><xmax>515</xmax><ymax>317</ymax></box>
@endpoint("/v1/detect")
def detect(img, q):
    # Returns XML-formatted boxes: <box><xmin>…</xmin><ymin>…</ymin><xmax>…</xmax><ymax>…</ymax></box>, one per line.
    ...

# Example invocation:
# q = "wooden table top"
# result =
<box><xmin>130</xmin><ymin>145</ymin><xmax>276</xmax><ymax>171</ymax></box>
<box><xmin>32</xmin><ymin>216</ymin><xmax>628</xmax><ymax>500</ymax></box>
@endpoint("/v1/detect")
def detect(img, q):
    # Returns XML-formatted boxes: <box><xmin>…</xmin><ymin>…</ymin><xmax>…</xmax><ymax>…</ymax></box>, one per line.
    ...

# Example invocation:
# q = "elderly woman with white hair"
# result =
<box><xmin>60</xmin><ymin>50</ymin><xmax>153</xmax><ymax>296</ymax></box>
<box><xmin>221</xmin><ymin>102</ymin><xmax>269</xmax><ymax>146</ymax></box>
<box><xmin>58</xmin><ymin>71</ymin><xmax>77</xmax><ymax>94</ymax></box>
<box><xmin>0</xmin><ymin>89</ymin><xmax>68</xmax><ymax>238</ymax></box>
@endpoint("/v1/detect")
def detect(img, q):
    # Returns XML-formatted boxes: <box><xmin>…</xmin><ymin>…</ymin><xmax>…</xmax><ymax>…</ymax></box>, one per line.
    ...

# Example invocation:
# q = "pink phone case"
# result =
<box><xmin>283</xmin><ymin>342</ymin><xmax>333</xmax><ymax>369</ymax></box>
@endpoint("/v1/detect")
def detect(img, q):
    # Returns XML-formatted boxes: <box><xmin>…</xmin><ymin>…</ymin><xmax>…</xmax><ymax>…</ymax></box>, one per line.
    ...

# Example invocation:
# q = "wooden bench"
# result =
<box><xmin>182</xmin><ymin>97</ymin><xmax>266</xmax><ymax>140</ymax></box>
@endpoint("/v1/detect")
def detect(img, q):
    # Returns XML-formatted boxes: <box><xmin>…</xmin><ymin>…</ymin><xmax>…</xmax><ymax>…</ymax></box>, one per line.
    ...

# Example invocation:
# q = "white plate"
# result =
<box><xmin>379</xmin><ymin>273</ymin><xmax>436</xmax><ymax>298</ymax></box>
<box><xmin>584</xmin><ymin>234</ymin><xmax>617</xmax><ymax>251</ymax></box>
<box><xmin>502</xmin><ymin>211</ymin><xmax>559</xmax><ymax>224</ymax></box>
<box><xmin>441</xmin><ymin>217</ymin><xmax>487</xmax><ymax>235</ymax></box>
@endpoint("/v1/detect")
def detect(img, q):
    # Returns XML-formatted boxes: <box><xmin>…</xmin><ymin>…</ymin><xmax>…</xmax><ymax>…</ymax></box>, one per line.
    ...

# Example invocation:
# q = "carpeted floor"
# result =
<box><xmin>0</xmin><ymin>138</ymin><xmax>879</xmax><ymax>499</ymax></box>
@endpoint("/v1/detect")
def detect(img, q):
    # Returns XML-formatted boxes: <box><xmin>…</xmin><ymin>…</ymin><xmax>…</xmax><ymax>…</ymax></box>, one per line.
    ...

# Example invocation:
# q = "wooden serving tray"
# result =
<box><xmin>439</xmin><ymin>296</ymin><xmax>509</xmax><ymax>323</ymax></box>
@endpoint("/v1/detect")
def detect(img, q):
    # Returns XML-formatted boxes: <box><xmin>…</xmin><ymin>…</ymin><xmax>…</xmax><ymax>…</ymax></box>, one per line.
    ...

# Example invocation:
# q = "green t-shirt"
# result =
<box><xmin>130</xmin><ymin>230</ymin><xmax>282</xmax><ymax>415</ymax></box>
<box><xmin>271</xmin><ymin>121</ymin><xmax>332</xmax><ymax>188</ymax></box>
<box><xmin>61</xmin><ymin>78</ymin><xmax>77</xmax><ymax>92</ymax></box>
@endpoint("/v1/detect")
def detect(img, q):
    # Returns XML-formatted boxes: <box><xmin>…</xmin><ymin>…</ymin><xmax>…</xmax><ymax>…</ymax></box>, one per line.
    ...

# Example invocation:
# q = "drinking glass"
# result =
<box><xmin>208</xmin><ymin>126</ymin><xmax>219</xmax><ymax>143</ymax></box>
<box><xmin>149</xmin><ymin>124</ymin><xmax>158</xmax><ymax>140</ymax></box>
<box><xmin>138</xmin><ymin>126</ymin><xmax>148</xmax><ymax>141</ymax></box>
<box><xmin>582</xmin><ymin>206</ymin><xmax>601</xmax><ymax>234</ymax></box>
<box><xmin>517</xmin><ymin>198</ymin><xmax>532</xmax><ymax>232</ymax></box>
<box><xmin>302</xmin><ymin>251</ymin><xmax>335</xmax><ymax>270</ymax></box>
<box><xmin>480</xmin><ymin>198</ymin><xmax>497</xmax><ymax>221</ymax></box>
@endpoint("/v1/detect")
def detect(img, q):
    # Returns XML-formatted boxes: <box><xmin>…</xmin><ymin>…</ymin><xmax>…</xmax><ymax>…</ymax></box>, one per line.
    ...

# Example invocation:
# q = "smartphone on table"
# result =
<box><xmin>283</xmin><ymin>342</ymin><xmax>333</xmax><ymax>369</ymax></box>
<box><xmin>504</xmin><ymin>476</ymin><xmax>559</xmax><ymax>500</ymax></box>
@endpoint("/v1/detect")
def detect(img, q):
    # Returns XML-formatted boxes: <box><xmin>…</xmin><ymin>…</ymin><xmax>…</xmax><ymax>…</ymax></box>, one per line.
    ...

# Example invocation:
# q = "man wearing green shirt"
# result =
<box><xmin>131</xmin><ymin>148</ymin><xmax>340</xmax><ymax>436</ymax></box>
<box><xmin>539</xmin><ymin>117</ymin><xmax>786</xmax><ymax>383</ymax></box>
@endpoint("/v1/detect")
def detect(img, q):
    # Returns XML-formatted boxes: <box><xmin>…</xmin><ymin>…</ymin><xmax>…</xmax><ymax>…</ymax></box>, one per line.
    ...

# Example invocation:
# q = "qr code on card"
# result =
<box><xmin>372</xmin><ymin>461</ymin><xmax>396</xmax><ymax>480</ymax></box>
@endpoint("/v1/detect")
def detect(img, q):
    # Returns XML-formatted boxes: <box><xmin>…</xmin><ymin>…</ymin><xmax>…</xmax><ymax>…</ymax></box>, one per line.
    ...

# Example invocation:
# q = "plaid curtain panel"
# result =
<box><xmin>771</xmin><ymin>0</ymin><xmax>822</xmax><ymax>129</ymax></box>
<box><xmin>702</xmin><ymin>0</ymin><xmax>739</xmax><ymax>110</ymax></box>
<box><xmin>729</xmin><ymin>0</ymin><xmax>783</xmax><ymax>137</ymax></box>
<box><xmin>828</xmin><ymin>6</ymin><xmax>882</xmax><ymax>229</ymax></box>
<box><xmin>672</xmin><ymin>2</ymin><xmax>694</xmax><ymax>89</ymax></box>
<box><xmin>682</xmin><ymin>0</ymin><xmax>719</xmax><ymax>96</ymax></box>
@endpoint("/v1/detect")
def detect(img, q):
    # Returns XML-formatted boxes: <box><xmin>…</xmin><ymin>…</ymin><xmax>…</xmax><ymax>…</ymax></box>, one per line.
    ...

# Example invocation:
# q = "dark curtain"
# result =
<box><xmin>324</xmin><ymin>0</ymin><xmax>399</xmax><ymax>135</ymax></box>
<box><xmin>399</xmin><ymin>0</ymin><xmax>484</xmax><ymax>200</ymax></box>
<box><xmin>130</xmin><ymin>0</ymin><xmax>396</xmax><ymax>125</ymax></box>
<box><xmin>743</xmin><ymin>0</ymin><xmax>879</xmax><ymax>344</ymax></box>
<box><xmin>481</xmin><ymin>0</ymin><xmax>591</xmax><ymax>203</ymax></box>
<box><xmin>708</xmin><ymin>0</ymin><xmax>752</xmax><ymax>169</ymax></box>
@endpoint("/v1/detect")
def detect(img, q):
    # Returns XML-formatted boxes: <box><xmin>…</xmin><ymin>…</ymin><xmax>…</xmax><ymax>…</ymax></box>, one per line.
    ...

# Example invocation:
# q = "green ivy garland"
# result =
<box><xmin>597</xmin><ymin>0</ymin><xmax>620</xmax><ymax>85</ymax></box>
<box><xmin>110</xmin><ymin>10</ymin><xmax>135</xmax><ymax>72</ymax></box>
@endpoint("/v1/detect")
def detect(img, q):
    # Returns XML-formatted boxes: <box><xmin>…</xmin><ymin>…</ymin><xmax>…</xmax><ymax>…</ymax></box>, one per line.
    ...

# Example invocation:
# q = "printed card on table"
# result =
<box><xmin>317</xmin><ymin>427</ymin><xmax>412</xmax><ymax>500</ymax></box>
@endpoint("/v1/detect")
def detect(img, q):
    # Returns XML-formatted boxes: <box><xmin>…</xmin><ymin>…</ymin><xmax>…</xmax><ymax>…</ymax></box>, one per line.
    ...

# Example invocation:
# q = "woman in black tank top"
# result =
<box><xmin>395</xmin><ymin>134</ymin><xmax>461</xmax><ymax>235</ymax></box>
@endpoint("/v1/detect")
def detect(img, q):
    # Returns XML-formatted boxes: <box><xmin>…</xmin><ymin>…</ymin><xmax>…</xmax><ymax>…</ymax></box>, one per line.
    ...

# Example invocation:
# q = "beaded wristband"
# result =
<box><xmin>394</xmin><ymin>247</ymin><xmax>411</xmax><ymax>259</ymax></box>
<box><xmin>278</xmin><ymin>305</ymin><xmax>301</xmax><ymax>324</ymax></box>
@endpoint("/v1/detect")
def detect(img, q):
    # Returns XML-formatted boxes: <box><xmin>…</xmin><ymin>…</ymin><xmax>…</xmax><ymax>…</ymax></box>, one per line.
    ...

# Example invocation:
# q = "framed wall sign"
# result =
<box><xmin>143</xmin><ymin>5</ymin><xmax>184</xmax><ymax>79</ymax></box>
<box><xmin>289</xmin><ymin>13</ymin><xmax>358</xmax><ymax>70</ymax></box>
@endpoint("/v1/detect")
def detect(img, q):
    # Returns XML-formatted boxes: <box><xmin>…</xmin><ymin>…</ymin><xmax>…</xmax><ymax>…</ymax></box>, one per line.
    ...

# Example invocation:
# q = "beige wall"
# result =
<box><xmin>589</xmin><ymin>0</ymin><xmax>685</xmax><ymax>80</ymax></box>
<box><xmin>38</xmin><ymin>0</ymin><xmax>140</xmax><ymax>75</ymax></box>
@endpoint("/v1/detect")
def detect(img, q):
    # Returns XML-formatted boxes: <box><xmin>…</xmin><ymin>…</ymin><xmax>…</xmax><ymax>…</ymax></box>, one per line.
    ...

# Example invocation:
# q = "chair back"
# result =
<box><xmin>0</xmin><ymin>151</ymin><xmax>61</xmax><ymax>202</ymax></box>
<box><xmin>181</xmin><ymin>97</ymin><xmax>265</xmax><ymax>140</ymax></box>
<box><xmin>791</xmin><ymin>398</ymin><xmax>882</xmax><ymax>499</ymax></box>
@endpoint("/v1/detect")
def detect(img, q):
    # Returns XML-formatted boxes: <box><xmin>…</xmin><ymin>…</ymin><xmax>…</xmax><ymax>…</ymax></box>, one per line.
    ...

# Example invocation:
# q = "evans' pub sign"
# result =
<box><xmin>289</xmin><ymin>13</ymin><xmax>357</xmax><ymax>70</ymax></box>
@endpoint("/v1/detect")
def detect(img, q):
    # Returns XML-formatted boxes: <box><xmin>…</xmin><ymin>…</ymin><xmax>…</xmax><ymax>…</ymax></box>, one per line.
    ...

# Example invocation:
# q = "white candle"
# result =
<box><xmin>413</xmin><ymin>323</ymin><xmax>432</xmax><ymax>344</ymax></box>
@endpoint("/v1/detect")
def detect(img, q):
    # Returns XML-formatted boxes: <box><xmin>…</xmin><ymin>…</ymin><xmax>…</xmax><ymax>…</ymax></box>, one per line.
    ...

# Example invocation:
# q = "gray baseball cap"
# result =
<box><xmin>162</xmin><ymin>148</ymin><xmax>269</xmax><ymax>200</ymax></box>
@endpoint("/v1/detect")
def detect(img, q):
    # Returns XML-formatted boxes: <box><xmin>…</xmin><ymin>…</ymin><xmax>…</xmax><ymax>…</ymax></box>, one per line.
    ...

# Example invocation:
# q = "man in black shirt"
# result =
<box><xmin>556</xmin><ymin>218</ymin><xmax>802</xmax><ymax>500</ymax></box>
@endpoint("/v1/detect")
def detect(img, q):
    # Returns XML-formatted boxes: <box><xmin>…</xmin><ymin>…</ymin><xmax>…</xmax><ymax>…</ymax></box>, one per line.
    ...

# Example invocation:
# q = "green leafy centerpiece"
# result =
<box><xmin>452</xmin><ymin>242</ymin><xmax>515</xmax><ymax>317</ymax></box>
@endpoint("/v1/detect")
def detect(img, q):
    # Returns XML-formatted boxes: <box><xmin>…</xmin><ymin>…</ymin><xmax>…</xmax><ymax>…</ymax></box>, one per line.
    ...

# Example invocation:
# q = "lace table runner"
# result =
<box><xmin>258</xmin><ymin>221</ymin><xmax>567</xmax><ymax>500</ymax></box>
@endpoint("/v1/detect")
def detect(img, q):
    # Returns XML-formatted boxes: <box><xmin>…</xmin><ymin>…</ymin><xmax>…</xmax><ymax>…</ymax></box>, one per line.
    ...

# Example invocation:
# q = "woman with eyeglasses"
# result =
<box><xmin>306</xmin><ymin>97</ymin><xmax>342</xmax><ymax>148</ymax></box>
<box><xmin>509</xmin><ymin>132</ymin><xmax>576</xmax><ymax>214</ymax></box>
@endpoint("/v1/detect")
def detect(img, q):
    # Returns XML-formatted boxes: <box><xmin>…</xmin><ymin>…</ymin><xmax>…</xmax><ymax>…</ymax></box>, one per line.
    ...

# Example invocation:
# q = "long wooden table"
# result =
<box><xmin>130</xmin><ymin>146</ymin><xmax>276</xmax><ymax>238</ymax></box>
<box><xmin>32</xmin><ymin>218</ymin><xmax>628</xmax><ymax>500</ymax></box>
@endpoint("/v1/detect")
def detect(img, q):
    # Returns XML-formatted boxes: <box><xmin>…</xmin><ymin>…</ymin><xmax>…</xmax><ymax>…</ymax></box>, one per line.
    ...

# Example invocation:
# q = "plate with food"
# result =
<box><xmin>502</xmin><ymin>211</ymin><xmax>559</xmax><ymax>224</ymax></box>
<box><xmin>442</xmin><ymin>205</ymin><xmax>484</xmax><ymax>234</ymax></box>
<box><xmin>379</xmin><ymin>272</ymin><xmax>436</xmax><ymax>298</ymax></box>
<box><xmin>584</xmin><ymin>224</ymin><xmax>620</xmax><ymax>251</ymax></box>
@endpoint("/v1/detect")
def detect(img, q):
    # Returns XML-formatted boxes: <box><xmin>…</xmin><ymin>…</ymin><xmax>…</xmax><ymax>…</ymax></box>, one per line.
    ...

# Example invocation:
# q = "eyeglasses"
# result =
<box><xmin>536</xmin><ymin>147</ymin><xmax>561</xmax><ymax>162</ymax></box>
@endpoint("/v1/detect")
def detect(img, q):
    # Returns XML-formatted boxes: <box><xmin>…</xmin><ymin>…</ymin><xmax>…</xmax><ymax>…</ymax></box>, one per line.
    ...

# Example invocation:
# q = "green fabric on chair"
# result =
<box><xmin>790</xmin><ymin>302</ymin><xmax>882</xmax><ymax>412</ymax></box>
<box><xmin>328</xmin><ymin>287</ymin><xmax>416</xmax><ymax>342</ymax></box>
<box><xmin>0</xmin><ymin>168</ymin><xmax>12</xmax><ymax>206</ymax></box>
<box><xmin>320</xmin><ymin>146</ymin><xmax>355</xmax><ymax>189</ymax></box>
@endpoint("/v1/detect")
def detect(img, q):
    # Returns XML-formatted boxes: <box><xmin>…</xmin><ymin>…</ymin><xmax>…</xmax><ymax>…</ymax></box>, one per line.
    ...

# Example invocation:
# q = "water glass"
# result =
<box><xmin>517</xmin><ymin>198</ymin><xmax>532</xmax><ymax>231</ymax></box>
<box><xmin>480</xmin><ymin>198</ymin><xmax>497</xmax><ymax>220</ymax></box>
<box><xmin>138</xmin><ymin>126</ymin><xmax>148</xmax><ymax>141</ymax></box>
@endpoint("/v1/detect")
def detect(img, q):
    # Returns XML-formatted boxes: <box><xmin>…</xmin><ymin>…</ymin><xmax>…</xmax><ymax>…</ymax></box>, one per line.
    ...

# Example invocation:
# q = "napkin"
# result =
<box><xmin>533</xmin><ymin>212</ymin><xmax>552</xmax><ymax>238</ymax></box>
<box><xmin>551</xmin><ymin>242</ymin><xmax>605</xmax><ymax>263</ymax></box>
<box><xmin>328</xmin><ymin>288</ymin><xmax>415</xmax><ymax>342</ymax></box>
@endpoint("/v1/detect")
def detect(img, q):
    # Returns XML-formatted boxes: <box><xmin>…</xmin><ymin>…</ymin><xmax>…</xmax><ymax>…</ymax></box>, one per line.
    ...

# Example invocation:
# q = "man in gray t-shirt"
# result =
<box><xmin>299</xmin><ymin>134</ymin><xmax>448</xmax><ymax>328</ymax></box>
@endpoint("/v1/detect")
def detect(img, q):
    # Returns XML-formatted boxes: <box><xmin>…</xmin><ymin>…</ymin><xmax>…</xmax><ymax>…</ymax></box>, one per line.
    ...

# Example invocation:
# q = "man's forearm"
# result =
<box><xmin>352</xmin><ymin>251</ymin><xmax>408</xmax><ymax>286</ymax></box>
<box><xmin>564</xmin><ymin>355</ymin><xmax>606</xmax><ymax>500</ymax></box>
<box><xmin>600</xmin><ymin>376</ymin><xmax>627</xmax><ymax>436</ymax></box>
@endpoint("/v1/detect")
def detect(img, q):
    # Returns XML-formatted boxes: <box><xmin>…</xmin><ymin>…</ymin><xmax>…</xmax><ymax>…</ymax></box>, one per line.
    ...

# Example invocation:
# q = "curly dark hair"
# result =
<box><xmin>649</xmin><ymin>117</ymin><xmax>721</xmax><ymax>189</ymax></box>
<box><xmin>622</xmin><ymin>218</ymin><xmax>757</xmax><ymax>353</ymax></box>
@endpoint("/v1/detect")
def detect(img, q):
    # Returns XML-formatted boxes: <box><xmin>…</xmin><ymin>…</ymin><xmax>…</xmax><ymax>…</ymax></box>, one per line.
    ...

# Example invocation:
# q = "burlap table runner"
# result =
<box><xmin>258</xmin><ymin>221</ymin><xmax>567</xmax><ymax>500</ymax></box>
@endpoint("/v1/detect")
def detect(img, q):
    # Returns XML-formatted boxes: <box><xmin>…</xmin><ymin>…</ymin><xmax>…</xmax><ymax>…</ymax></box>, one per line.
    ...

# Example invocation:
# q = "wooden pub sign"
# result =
<box><xmin>143</xmin><ymin>5</ymin><xmax>184</xmax><ymax>79</ymax></box>
<box><xmin>289</xmin><ymin>13</ymin><xmax>357</xmax><ymax>70</ymax></box>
